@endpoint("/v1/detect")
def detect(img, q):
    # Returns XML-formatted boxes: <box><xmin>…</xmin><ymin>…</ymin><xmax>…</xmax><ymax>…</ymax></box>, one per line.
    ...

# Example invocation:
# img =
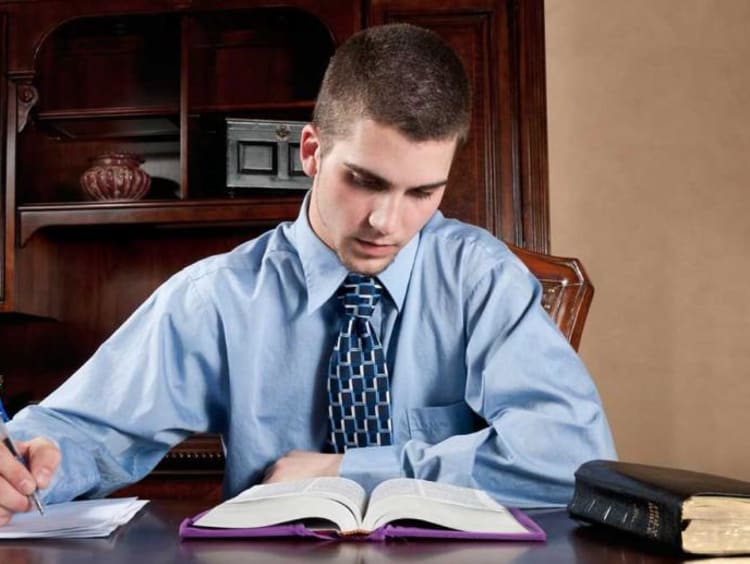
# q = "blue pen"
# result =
<box><xmin>0</xmin><ymin>399</ymin><xmax>45</xmax><ymax>515</ymax></box>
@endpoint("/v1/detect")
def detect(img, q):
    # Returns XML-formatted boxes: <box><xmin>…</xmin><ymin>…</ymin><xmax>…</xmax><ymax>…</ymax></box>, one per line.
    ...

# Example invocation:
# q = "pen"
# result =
<box><xmin>0</xmin><ymin>413</ymin><xmax>45</xmax><ymax>515</ymax></box>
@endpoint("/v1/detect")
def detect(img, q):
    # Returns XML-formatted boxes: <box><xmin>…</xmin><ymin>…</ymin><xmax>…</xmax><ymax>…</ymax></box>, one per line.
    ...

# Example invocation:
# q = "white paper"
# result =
<box><xmin>0</xmin><ymin>497</ymin><xmax>149</xmax><ymax>539</ymax></box>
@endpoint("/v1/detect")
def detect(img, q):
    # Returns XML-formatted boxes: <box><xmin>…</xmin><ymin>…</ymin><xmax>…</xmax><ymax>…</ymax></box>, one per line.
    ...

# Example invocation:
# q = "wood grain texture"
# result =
<box><xmin>0</xmin><ymin>0</ymin><xmax>553</xmax><ymax>495</ymax></box>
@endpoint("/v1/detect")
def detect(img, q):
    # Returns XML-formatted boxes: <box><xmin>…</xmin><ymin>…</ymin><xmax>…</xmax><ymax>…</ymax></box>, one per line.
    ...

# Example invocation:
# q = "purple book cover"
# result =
<box><xmin>178</xmin><ymin>508</ymin><xmax>546</xmax><ymax>542</ymax></box>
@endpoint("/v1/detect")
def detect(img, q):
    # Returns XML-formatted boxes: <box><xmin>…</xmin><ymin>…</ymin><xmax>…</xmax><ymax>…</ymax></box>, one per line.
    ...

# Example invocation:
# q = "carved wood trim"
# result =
<box><xmin>514</xmin><ymin>0</ymin><xmax>549</xmax><ymax>253</ymax></box>
<box><xmin>508</xmin><ymin>243</ymin><xmax>594</xmax><ymax>350</ymax></box>
<box><xmin>158</xmin><ymin>433</ymin><xmax>225</xmax><ymax>473</ymax></box>
<box><xmin>16</xmin><ymin>82</ymin><xmax>37</xmax><ymax>134</ymax></box>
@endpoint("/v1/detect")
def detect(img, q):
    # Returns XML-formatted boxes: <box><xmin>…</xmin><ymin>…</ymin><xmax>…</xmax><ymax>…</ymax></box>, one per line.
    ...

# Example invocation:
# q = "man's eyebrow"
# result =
<box><xmin>344</xmin><ymin>162</ymin><xmax>449</xmax><ymax>191</ymax></box>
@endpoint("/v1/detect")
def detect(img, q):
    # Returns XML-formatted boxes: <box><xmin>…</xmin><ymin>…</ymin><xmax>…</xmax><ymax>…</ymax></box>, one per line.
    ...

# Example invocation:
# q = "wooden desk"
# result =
<box><xmin>0</xmin><ymin>500</ymin><xmax>692</xmax><ymax>563</ymax></box>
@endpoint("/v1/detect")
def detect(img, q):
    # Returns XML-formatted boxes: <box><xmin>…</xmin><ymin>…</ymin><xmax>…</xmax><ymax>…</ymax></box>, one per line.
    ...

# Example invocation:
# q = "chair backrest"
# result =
<box><xmin>506</xmin><ymin>243</ymin><xmax>594</xmax><ymax>351</ymax></box>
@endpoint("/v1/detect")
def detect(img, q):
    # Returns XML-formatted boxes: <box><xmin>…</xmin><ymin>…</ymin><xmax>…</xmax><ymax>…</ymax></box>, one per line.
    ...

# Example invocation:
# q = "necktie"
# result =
<box><xmin>327</xmin><ymin>273</ymin><xmax>393</xmax><ymax>453</ymax></box>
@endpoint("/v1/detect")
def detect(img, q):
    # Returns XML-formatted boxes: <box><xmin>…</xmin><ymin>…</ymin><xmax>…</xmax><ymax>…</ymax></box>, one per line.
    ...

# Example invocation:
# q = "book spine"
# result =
<box><xmin>568</xmin><ymin>480</ymin><xmax>683</xmax><ymax>549</ymax></box>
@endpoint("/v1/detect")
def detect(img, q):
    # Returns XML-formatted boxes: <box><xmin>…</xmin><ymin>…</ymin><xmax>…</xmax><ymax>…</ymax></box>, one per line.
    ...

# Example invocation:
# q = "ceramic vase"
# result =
<box><xmin>80</xmin><ymin>152</ymin><xmax>151</xmax><ymax>201</ymax></box>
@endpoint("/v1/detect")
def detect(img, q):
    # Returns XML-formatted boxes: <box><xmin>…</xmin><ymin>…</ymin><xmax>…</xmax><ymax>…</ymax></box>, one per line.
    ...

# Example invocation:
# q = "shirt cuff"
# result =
<box><xmin>339</xmin><ymin>445</ymin><xmax>403</xmax><ymax>493</ymax></box>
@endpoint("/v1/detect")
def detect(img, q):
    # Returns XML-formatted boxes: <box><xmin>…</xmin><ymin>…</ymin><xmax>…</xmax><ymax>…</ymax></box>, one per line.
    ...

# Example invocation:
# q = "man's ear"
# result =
<box><xmin>300</xmin><ymin>124</ymin><xmax>321</xmax><ymax>177</ymax></box>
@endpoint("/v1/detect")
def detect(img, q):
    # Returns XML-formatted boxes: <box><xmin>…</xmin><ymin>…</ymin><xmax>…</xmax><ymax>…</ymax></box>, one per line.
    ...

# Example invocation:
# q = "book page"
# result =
<box><xmin>683</xmin><ymin>518</ymin><xmax>750</xmax><ymax>555</ymax></box>
<box><xmin>684</xmin><ymin>496</ymin><xmax>750</xmax><ymax>520</ymax></box>
<box><xmin>194</xmin><ymin>477</ymin><xmax>367</xmax><ymax>532</ymax></box>
<box><xmin>368</xmin><ymin>478</ymin><xmax>502</xmax><ymax>511</ymax></box>
<box><xmin>305</xmin><ymin>477</ymin><xmax>368</xmax><ymax>515</ymax></box>
<box><xmin>363</xmin><ymin>478</ymin><xmax>529</xmax><ymax>533</ymax></box>
<box><xmin>230</xmin><ymin>477</ymin><xmax>366</xmax><ymax>515</ymax></box>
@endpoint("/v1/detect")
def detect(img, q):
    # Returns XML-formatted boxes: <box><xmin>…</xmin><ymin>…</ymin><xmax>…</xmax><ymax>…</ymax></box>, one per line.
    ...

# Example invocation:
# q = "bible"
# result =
<box><xmin>568</xmin><ymin>460</ymin><xmax>750</xmax><ymax>555</ymax></box>
<box><xmin>179</xmin><ymin>477</ymin><xmax>545</xmax><ymax>541</ymax></box>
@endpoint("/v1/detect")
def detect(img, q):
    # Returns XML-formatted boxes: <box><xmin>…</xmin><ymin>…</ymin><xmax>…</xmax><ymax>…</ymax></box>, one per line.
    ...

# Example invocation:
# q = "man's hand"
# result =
<box><xmin>263</xmin><ymin>450</ymin><xmax>343</xmax><ymax>484</ymax></box>
<box><xmin>0</xmin><ymin>437</ymin><xmax>60</xmax><ymax>526</ymax></box>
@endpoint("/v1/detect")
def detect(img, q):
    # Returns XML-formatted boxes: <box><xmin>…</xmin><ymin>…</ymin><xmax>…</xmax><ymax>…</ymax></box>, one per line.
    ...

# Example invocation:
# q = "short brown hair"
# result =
<box><xmin>313</xmin><ymin>23</ymin><xmax>471</xmax><ymax>153</ymax></box>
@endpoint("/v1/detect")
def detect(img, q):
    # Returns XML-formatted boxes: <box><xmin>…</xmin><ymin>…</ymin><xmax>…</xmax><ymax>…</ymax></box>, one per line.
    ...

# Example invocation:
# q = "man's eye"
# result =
<box><xmin>411</xmin><ymin>190</ymin><xmax>433</xmax><ymax>200</ymax></box>
<box><xmin>348</xmin><ymin>172</ymin><xmax>379</xmax><ymax>188</ymax></box>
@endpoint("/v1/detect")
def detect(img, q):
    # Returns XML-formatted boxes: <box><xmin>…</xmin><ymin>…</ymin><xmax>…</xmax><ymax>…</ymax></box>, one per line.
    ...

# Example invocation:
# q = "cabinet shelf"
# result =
<box><xmin>188</xmin><ymin>100</ymin><xmax>315</xmax><ymax>115</ymax></box>
<box><xmin>36</xmin><ymin>105</ymin><xmax>180</xmax><ymax>120</ymax></box>
<box><xmin>17</xmin><ymin>196</ymin><xmax>304</xmax><ymax>246</ymax></box>
<box><xmin>35</xmin><ymin>106</ymin><xmax>180</xmax><ymax>139</ymax></box>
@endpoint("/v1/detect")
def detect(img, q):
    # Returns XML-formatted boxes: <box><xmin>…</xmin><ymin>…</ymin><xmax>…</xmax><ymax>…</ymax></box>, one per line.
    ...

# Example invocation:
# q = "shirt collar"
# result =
<box><xmin>292</xmin><ymin>192</ymin><xmax>419</xmax><ymax>314</ymax></box>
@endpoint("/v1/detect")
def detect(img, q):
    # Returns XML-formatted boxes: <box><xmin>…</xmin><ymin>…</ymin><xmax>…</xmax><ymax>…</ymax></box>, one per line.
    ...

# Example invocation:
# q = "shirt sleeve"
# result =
<box><xmin>7</xmin><ymin>270</ymin><xmax>228</xmax><ymax>503</ymax></box>
<box><xmin>342</xmin><ymin>253</ymin><xmax>617</xmax><ymax>506</ymax></box>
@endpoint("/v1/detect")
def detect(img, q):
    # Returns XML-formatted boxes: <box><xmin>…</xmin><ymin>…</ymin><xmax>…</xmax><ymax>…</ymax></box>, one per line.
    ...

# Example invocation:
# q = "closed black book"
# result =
<box><xmin>568</xmin><ymin>460</ymin><xmax>750</xmax><ymax>555</ymax></box>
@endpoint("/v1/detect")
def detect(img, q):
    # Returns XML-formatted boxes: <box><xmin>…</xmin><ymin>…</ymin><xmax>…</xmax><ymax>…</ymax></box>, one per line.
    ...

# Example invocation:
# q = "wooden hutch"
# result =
<box><xmin>0</xmin><ymin>0</ymin><xmax>550</xmax><ymax>498</ymax></box>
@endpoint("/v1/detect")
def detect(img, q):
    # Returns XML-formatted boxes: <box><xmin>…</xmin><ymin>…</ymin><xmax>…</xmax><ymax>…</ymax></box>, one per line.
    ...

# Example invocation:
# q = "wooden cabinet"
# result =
<box><xmin>2</xmin><ymin>2</ymin><xmax>361</xmax><ymax>317</ymax></box>
<box><xmin>369</xmin><ymin>0</ymin><xmax>550</xmax><ymax>252</ymax></box>
<box><xmin>0</xmin><ymin>0</ymin><xmax>549</xmax><ymax>498</ymax></box>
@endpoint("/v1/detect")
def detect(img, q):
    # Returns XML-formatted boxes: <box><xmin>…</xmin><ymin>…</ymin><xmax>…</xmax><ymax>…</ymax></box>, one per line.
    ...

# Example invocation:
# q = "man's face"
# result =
<box><xmin>302</xmin><ymin>119</ymin><xmax>456</xmax><ymax>275</ymax></box>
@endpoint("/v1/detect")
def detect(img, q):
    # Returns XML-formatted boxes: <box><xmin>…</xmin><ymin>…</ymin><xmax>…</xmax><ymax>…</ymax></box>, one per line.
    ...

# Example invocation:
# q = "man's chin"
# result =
<box><xmin>339</xmin><ymin>254</ymin><xmax>395</xmax><ymax>276</ymax></box>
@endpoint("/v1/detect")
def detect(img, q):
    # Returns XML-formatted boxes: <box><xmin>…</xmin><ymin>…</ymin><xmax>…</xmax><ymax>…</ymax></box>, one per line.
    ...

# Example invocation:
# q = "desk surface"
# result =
<box><xmin>0</xmin><ymin>500</ymin><xmax>695</xmax><ymax>563</ymax></box>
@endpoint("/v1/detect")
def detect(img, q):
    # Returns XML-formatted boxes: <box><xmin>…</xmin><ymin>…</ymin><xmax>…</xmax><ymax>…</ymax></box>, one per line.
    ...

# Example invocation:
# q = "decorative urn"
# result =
<box><xmin>80</xmin><ymin>152</ymin><xmax>151</xmax><ymax>201</ymax></box>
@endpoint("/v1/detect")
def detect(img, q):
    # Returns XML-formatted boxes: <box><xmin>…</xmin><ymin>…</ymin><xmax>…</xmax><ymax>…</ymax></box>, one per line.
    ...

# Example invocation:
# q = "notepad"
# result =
<box><xmin>0</xmin><ymin>497</ymin><xmax>148</xmax><ymax>539</ymax></box>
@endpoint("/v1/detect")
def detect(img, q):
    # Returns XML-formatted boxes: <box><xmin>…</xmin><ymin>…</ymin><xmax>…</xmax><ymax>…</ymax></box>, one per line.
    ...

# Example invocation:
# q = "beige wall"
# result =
<box><xmin>545</xmin><ymin>0</ymin><xmax>750</xmax><ymax>479</ymax></box>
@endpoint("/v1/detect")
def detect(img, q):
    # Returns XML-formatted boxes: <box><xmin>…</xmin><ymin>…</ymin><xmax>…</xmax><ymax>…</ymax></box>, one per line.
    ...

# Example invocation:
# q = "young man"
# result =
<box><xmin>0</xmin><ymin>23</ymin><xmax>615</xmax><ymax>525</ymax></box>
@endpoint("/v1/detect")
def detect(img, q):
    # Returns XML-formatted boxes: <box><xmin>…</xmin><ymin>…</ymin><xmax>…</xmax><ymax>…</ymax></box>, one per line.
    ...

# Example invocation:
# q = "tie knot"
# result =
<box><xmin>337</xmin><ymin>273</ymin><xmax>383</xmax><ymax>319</ymax></box>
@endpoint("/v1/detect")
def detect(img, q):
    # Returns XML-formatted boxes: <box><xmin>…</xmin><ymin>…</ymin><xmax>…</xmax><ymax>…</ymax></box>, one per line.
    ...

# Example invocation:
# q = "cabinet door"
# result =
<box><xmin>1</xmin><ymin>12</ymin><xmax>6</xmax><ymax>304</ymax></box>
<box><xmin>368</xmin><ymin>0</ymin><xmax>549</xmax><ymax>252</ymax></box>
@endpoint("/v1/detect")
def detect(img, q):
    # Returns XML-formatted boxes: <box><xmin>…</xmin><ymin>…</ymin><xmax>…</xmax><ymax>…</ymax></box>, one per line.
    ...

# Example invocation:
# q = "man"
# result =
<box><xmin>0</xmin><ymin>23</ymin><xmax>615</xmax><ymax>525</ymax></box>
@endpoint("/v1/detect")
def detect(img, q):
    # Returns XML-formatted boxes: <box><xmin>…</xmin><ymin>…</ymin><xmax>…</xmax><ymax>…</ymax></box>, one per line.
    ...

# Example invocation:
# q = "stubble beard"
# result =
<box><xmin>337</xmin><ymin>245</ymin><xmax>397</xmax><ymax>276</ymax></box>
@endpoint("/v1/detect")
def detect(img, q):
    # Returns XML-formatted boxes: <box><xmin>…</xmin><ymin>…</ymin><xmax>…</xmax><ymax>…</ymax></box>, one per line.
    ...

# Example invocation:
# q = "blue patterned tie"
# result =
<box><xmin>327</xmin><ymin>273</ymin><xmax>393</xmax><ymax>453</ymax></box>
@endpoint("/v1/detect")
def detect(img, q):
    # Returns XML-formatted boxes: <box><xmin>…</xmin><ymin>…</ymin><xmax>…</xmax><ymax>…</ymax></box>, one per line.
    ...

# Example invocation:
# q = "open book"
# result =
<box><xmin>179</xmin><ymin>477</ymin><xmax>545</xmax><ymax>541</ymax></box>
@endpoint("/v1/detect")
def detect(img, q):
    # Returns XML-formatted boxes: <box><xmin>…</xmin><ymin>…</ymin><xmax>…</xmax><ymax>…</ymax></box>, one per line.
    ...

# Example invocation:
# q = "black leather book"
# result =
<box><xmin>568</xmin><ymin>459</ymin><xmax>750</xmax><ymax>555</ymax></box>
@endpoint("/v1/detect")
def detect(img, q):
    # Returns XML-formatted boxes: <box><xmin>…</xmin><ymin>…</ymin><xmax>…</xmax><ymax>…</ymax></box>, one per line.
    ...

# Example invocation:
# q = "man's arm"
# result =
<box><xmin>339</xmin><ymin>255</ymin><xmax>616</xmax><ymax>506</ymax></box>
<box><xmin>6</xmin><ymin>269</ymin><xmax>228</xmax><ymax>505</ymax></box>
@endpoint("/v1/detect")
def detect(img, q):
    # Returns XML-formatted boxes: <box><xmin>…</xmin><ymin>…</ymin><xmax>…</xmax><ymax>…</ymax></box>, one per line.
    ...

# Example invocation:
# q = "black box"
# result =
<box><xmin>226</xmin><ymin>118</ymin><xmax>312</xmax><ymax>191</ymax></box>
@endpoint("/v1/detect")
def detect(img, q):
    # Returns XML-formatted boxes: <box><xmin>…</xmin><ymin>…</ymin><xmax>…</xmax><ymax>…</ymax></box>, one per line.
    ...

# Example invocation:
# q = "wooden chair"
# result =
<box><xmin>506</xmin><ymin>243</ymin><xmax>594</xmax><ymax>351</ymax></box>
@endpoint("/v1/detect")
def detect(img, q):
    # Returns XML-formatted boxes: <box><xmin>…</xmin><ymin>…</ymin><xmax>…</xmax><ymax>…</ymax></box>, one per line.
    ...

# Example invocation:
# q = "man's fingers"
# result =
<box><xmin>0</xmin><ymin>437</ymin><xmax>59</xmax><ymax>499</ymax></box>
<box><xmin>24</xmin><ymin>438</ymin><xmax>61</xmax><ymax>489</ymax></box>
<box><xmin>0</xmin><ymin>444</ymin><xmax>36</xmax><ymax>496</ymax></box>
<box><xmin>0</xmin><ymin>475</ymin><xmax>31</xmax><ymax>515</ymax></box>
<box><xmin>0</xmin><ymin>437</ymin><xmax>59</xmax><ymax>526</ymax></box>
<box><xmin>262</xmin><ymin>451</ymin><xmax>343</xmax><ymax>484</ymax></box>
<box><xmin>262</xmin><ymin>461</ymin><xmax>281</xmax><ymax>483</ymax></box>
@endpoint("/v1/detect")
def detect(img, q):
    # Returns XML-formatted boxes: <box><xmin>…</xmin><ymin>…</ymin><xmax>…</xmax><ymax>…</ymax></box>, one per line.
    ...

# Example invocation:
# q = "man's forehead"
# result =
<box><xmin>340</xmin><ymin>117</ymin><xmax>456</xmax><ymax>142</ymax></box>
<box><xmin>332</xmin><ymin>118</ymin><xmax>458</xmax><ymax>159</ymax></box>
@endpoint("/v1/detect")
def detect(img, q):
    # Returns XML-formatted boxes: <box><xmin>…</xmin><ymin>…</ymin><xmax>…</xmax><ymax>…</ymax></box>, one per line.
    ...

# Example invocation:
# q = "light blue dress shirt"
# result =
<box><xmin>9</xmin><ymin>196</ymin><xmax>616</xmax><ymax>507</ymax></box>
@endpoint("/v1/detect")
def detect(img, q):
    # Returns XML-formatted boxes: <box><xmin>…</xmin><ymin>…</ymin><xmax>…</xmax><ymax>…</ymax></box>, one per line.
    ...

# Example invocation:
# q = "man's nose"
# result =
<box><xmin>368</xmin><ymin>194</ymin><xmax>400</xmax><ymax>235</ymax></box>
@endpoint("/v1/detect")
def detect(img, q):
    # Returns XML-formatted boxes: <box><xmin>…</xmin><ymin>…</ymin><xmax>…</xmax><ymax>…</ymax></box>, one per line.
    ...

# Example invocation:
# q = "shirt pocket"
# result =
<box><xmin>406</xmin><ymin>401</ymin><xmax>475</xmax><ymax>444</ymax></box>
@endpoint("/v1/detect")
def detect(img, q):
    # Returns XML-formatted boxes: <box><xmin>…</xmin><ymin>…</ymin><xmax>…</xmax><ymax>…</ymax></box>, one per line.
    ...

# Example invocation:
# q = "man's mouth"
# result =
<box><xmin>354</xmin><ymin>238</ymin><xmax>397</xmax><ymax>257</ymax></box>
